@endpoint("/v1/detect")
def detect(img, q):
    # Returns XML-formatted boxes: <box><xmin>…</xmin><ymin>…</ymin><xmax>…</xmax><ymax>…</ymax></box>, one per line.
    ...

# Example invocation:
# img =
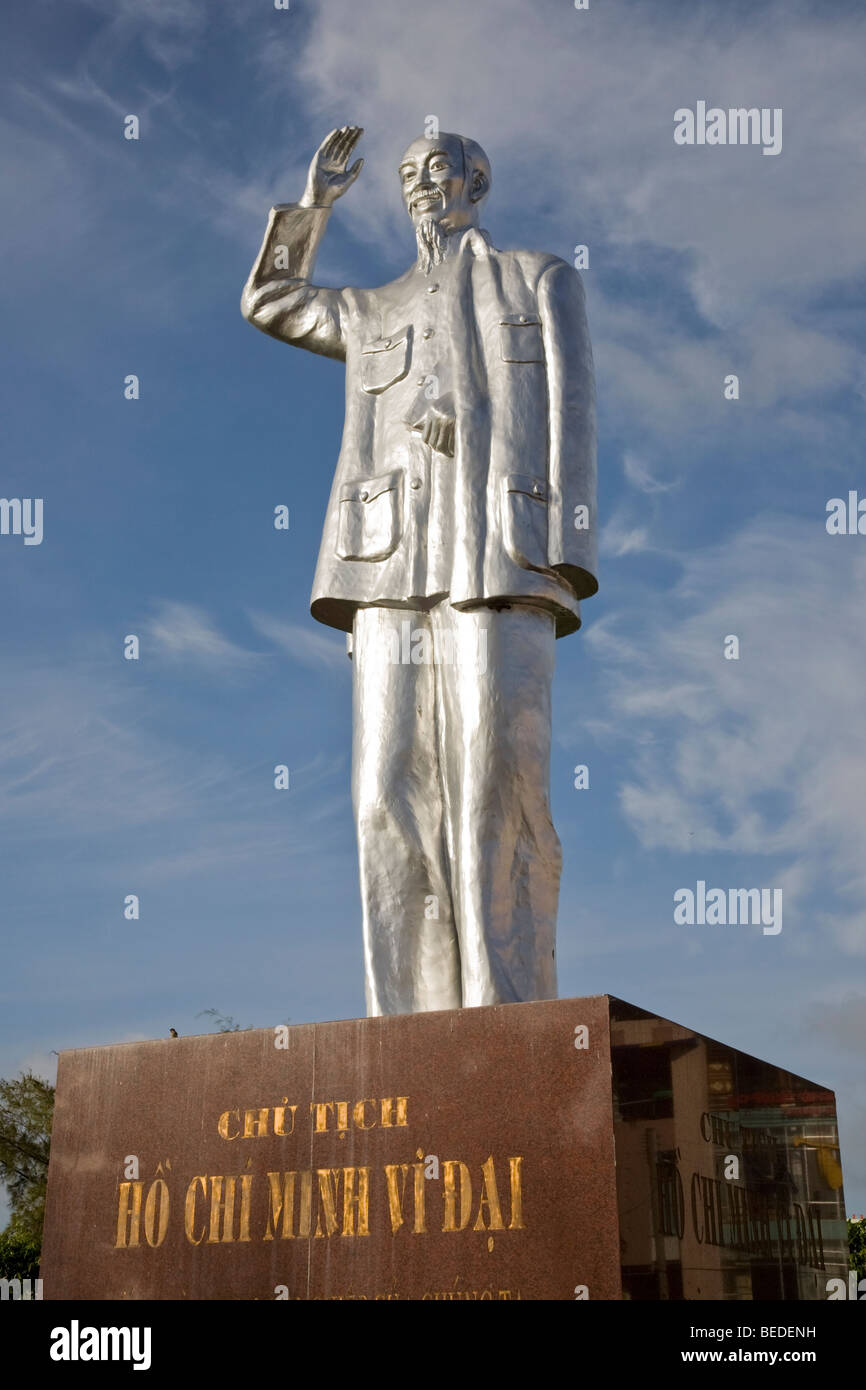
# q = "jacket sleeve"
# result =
<box><xmin>537</xmin><ymin>259</ymin><xmax>598</xmax><ymax>599</ymax></box>
<box><xmin>240</xmin><ymin>203</ymin><xmax>348</xmax><ymax>362</ymax></box>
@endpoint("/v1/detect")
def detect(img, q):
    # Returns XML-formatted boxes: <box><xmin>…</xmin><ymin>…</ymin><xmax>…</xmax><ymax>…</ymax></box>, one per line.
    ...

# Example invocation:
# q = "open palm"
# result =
<box><xmin>301</xmin><ymin>126</ymin><xmax>364</xmax><ymax>209</ymax></box>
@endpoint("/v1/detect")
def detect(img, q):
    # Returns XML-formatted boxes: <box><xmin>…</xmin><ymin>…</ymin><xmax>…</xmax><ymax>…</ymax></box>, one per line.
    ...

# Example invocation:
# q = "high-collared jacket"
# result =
<box><xmin>242</xmin><ymin>204</ymin><xmax>597</xmax><ymax>637</ymax></box>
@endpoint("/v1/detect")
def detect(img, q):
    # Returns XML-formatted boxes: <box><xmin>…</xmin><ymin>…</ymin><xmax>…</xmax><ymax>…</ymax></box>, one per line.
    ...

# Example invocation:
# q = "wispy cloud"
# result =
<box><xmin>146</xmin><ymin>600</ymin><xmax>261</xmax><ymax>673</ymax></box>
<box><xmin>600</xmin><ymin>517</ymin><xmax>653</xmax><ymax>558</ymax></box>
<box><xmin>249</xmin><ymin>612</ymin><xmax>350</xmax><ymax>675</ymax></box>
<box><xmin>586</xmin><ymin>513</ymin><xmax>866</xmax><ymax>955</ymax></box>
<box><xmin>623</xmin><ymin>452</ymin><xmax>678</xmax><ymax>495</ymax></box>
<box><xmin>0</xmin><ymin>656</ymin><xmax>237</xmax><ymax>833</ymax></box>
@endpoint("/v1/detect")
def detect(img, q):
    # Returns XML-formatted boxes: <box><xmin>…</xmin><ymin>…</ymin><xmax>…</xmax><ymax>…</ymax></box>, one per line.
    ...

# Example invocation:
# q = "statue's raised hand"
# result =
<box><xmin>299</xmin><ymin>126</ymin><xmax>364</xmax><ymax>209</ymax></box>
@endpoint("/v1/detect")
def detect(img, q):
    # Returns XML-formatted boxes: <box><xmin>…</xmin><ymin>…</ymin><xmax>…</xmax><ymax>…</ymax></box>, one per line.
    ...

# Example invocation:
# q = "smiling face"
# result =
<box><xmin>399</xmin><ymin>133</ymin><xmax>487</xmax><ymax>233</ymax></box>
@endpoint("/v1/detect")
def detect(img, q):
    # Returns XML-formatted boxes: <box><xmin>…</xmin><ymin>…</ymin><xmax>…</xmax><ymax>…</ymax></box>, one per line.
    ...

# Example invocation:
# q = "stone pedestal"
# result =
<box><xmin>40</xmin><ymin>996</ymin><xmax>848</xmax><ymax>1300</ymax></box>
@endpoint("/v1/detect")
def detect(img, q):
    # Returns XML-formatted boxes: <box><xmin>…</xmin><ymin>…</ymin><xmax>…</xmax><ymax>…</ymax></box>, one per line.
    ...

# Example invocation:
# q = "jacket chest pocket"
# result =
<box><xmin>502</xmin><ymin>473</ymin><xmax>549</xmax><ymax>571</ymax></box>
<box><xmin>336</xmin><ymin>471</ymin><xmax>404</xmax><ymax>562</ymax></box>
<box><xmin>359</xmin><ymin>326</ymin><xmax>412</xmax><ymax>394</ymax></box>
<box><xmin>499</xmin><ymin>314</ymin><xmax>544</xmax><ymax>363</ymax></box>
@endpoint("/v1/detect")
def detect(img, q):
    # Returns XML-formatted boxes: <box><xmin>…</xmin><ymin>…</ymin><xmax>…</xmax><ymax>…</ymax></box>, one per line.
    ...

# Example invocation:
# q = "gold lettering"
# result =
<box><xmin>143</xmin><ymin>1178</ymin><xmax>170</xmax><ymax>1247</ymax></box>
<box><xmin>413</xmin><ymin>1155</ymin><xmax>427</xmax><ymax>1234</ymax></box>
<box><xmin>380</xmin><ymin>1096</ymin><xmax>409</xmax><ymax>1127</ymax></box>
<box><xmin>115</xmin><ymin>1181</ymin><xmax>143</xmax><ymax>1248</ymax></box>
<box><xmin>273</xmin><ymin>1100</ymin><xmax>297</xmax><ymax>1136</ymax></box>
<box><xmin>473</xmin><ymin>1155</ymin><xmax>506</xmax><ymax>1231</ymax></box>
<box><xmin>419</xmin><ymin>1286</ymin><xmax>519</xmax><ymax>1301</ymax></box>
<box><xmin>298</xmin><ymin>1169</ymin><xmax>312</xmax><ymax>1238</ymax></box>
<box><xmin>184</xmin><ymin>1176</ymin><xmax>207</xmax><ymax>1245</ymax></box>
<box><xmin>353</xmin><ymin>1098</ymin><xmax>377</xmax><ymax>1130</ymax></box>
<box><xmin>314</xmin><ymin>1169</ymin><xmax>341</xmax><ymax>1237</ymax></box>
<box><xmin>442</xmin><ymin>1161</ymin><xmax>472</xmax><ymax>1232</ymax></box>
<box><xmin>310</xmin><ymin>1102</ymin><xmax>334</xmax><ymax>1133</ymax></box>
<box><xmin>508</xmin><ymin>1156</ymin><xmax>525</xmax><ymax>1230</ymax></box>
<box><xmin>384</xmin><ymin>1164</ymin><xmax>410</xmax><ymax>1233</ymax></box>
<box><xmin>341</xmin><ymin>1167</ymin><xmax>370</xmax><ymax>1237</ymax></box>
<box><xmin>265</xmin><ymin>1172</ymin><xmax>296</xmax><ymax>1239</ymax></box>
<box><xmin>238</xmin><ymin>1173</ymin><xmax>253</xmax><ymax>1242</ymax></box>
<box><xmin>335</xmin><ymin>1101</ymin><xmax>350</xmax><ymax>1133</ymax></box>
<box><xmin>242</xmin><ymin>1107</ymin><xmax>269</xmax><ymax>1139</ymax></box>
<box><xmin>218</xmin><ymin>1109</ymin><xmax>240</xmax><ymax>1140</ymax></box>
<box><xmin>208</xmin><ymin>1175</ymin><xmax>237</xmax><ymax>1243</ymax></box>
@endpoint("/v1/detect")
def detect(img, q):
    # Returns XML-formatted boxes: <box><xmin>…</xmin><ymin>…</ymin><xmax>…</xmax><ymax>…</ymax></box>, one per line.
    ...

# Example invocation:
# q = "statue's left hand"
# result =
<box><xmin>409</xmin><ymin>393</ymin><xmax>456</xmax><ymax>457</ymax></box>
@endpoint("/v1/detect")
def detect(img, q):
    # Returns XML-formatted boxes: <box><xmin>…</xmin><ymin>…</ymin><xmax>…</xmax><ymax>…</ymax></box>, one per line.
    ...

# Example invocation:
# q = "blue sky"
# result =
<box><xmin>1</xmin><ymin>0</ymin><xmax>865</xmax><ymax>1224</ymax></box>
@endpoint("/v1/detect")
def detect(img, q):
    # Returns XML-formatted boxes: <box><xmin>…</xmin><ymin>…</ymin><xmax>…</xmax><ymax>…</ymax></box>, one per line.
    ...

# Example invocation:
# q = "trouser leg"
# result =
<box><xmin>351</xmin><ymin>607</ymin><xmax>461</xmax><ymax>1016</ymax></box>
<box><xmin>432</xmin><ymin>603</ymin><xmax>561</xmax><ymax>1006</ymax></box>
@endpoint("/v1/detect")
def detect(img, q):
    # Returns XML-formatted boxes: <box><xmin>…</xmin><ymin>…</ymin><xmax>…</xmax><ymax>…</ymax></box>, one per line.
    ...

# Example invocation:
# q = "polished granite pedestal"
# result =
<box><xmin>40</xmin><ymin>996</ymin><xmax>848</xmax><ymax>1300</ymax></box>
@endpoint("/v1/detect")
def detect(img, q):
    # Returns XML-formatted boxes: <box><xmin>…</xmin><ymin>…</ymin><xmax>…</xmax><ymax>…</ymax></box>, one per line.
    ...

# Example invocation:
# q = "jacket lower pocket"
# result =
<box><xmin>502</xmin><ymin>473</ymin><xmax>549</xmax><ymax>570</ymax></box>
<box><xmin>336</xmin><ymin>471</ymin><xmax>403</xmax><ymax>561</ymax></box>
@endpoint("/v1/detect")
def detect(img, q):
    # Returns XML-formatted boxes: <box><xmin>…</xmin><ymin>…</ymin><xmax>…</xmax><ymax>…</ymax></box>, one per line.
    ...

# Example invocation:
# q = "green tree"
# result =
<box><xmin>0</xmin><ymin>1071</ymin><xmax>53</xmax><ymax>1245</ymax></box>
<box><xmin>0</xmin><ymin>1228</ymin><xmax>41</xmax><ymax>1280</ymax></box>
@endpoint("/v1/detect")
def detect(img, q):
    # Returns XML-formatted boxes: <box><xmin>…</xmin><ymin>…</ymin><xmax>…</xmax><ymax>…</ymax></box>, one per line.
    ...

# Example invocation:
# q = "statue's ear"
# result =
<box><xmin>469</xmin><ymin>168</ymin><xmax>489</xmax><ymax>204</ymax></box>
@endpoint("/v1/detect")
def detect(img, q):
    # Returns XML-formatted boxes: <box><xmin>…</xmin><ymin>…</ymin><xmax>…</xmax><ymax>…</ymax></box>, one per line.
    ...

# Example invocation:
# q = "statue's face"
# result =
<box><xmin>398</xmin><ymin>134</ymin><xmax>479</xmax><ymax>231</ymax></box>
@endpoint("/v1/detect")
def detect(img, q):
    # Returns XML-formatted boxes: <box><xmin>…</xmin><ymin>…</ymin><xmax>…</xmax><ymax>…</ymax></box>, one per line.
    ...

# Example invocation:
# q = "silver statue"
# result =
<box><xmin>242</xmin><ymin>127</ymin><xmax>597</xmax><ymax>1015</ymax></box>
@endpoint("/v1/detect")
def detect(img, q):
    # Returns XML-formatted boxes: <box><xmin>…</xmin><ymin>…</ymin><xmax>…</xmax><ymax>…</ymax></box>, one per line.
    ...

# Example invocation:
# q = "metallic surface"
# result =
<box><xmin>241</xmin><ymin>128</ymin><xmax>597</xmax><ymax>1013</ymax></box>
<box><xmin>353</xmin><ymin>604</ymin><xmax>559</xmax><ymax>1014</ymax></box>
<box><xmin>40</xmin><ymin>997</ymin><xmax>847</xmax><ymax>1301</ymax></box>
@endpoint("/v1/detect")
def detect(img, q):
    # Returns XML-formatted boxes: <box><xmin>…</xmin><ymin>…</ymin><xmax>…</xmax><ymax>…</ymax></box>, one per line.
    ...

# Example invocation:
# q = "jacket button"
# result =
<box><xmin>427</xmin><ymin>283</ymin><xmax>439</xmax><ymax>293</ymax></box>
<box><xmin>533</xmin><ymin>483</ymin><xmax>543</xmax><ymax>496</ymax></box>
<box><xmin>519</xmin><ymin>315</ymin><xmax>528</xmax><ymax>324</ymax></box>
<box><xmin>423</xmin><ymin>328</ymin><xmax>434</xmax><ymax>339</ymax></box>
<box><xmin>384</xmin><ymin>338</ymin><xmax>392</xmax><ymax>348</ymax></box>
<box><xmin>359</xmin><ymin>490</ymin><xmax>369</xmax><ymax>501</ymax></box>
<box><xmin>410</xmin><ymin>478</ymin><xmax>422</xmax><ymax>490</ymax></box>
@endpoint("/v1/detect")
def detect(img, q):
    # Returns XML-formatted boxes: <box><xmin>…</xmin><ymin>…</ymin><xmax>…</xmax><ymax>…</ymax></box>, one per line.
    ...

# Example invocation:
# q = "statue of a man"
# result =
<box><xmin>242</xmin><ymin>126</ymin><xmax>597</xmax><ymax>1016</ymax></box>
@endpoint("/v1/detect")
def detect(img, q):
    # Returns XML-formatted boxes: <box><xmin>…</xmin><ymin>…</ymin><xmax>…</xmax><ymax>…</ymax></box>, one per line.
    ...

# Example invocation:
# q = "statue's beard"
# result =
<box><xmin>415</xmin><ymin>214</ymin><xmax>450</xmax><ymax>274</ymax></box>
